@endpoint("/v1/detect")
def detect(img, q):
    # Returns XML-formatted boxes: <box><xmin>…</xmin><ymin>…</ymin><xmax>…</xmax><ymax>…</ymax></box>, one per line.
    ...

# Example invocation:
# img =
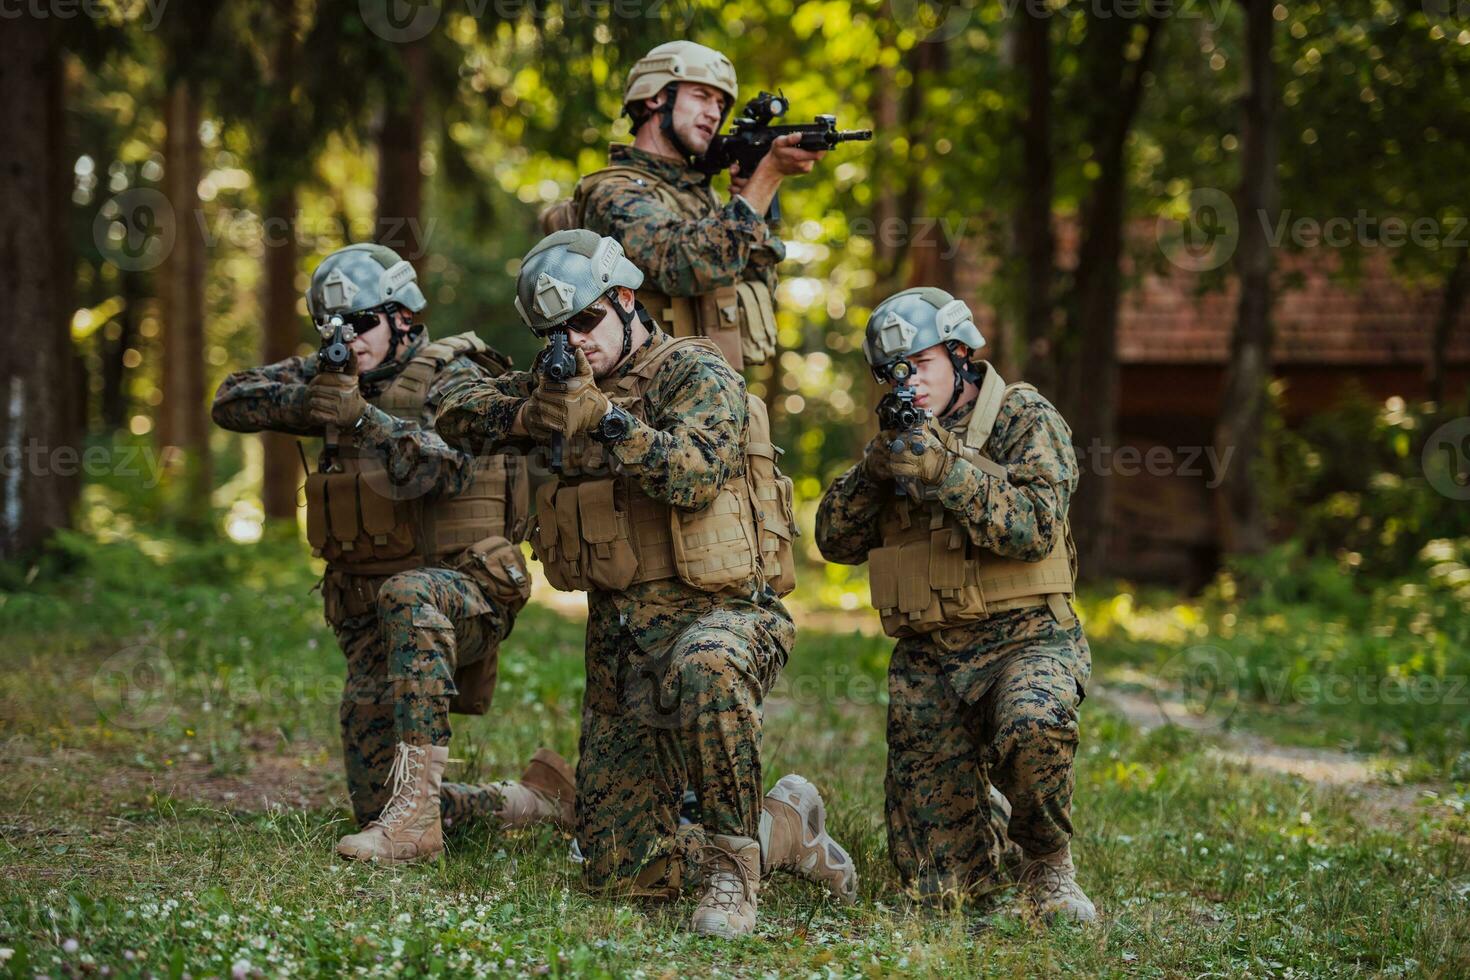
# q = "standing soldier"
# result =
<box><xmin>436</xmin><ymin>230</ymin><xmax>856</xmax><ymax>937</ymax></box>
<box><xmin>542</xmin><ymin>40</ymin><xmax>826</xmax><ymax>372</ymax></box>
<box><xmin>814</xmin><ymin>288</ymin><xmax>1097</xmax><ymax>923</ymax></box>
<box><xmin>212</xmin><ymin>243</ymin><xmax>573</xmax><ymax>864</ymax></box>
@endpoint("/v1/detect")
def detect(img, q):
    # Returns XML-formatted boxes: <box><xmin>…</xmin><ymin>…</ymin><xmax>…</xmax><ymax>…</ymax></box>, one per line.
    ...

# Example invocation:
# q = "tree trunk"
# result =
<box><xmin>160</xmin><ymin>77</ymin><xmax>211</xmax><ymax>522</ymax></box>
<box><xmin>1058</xmin><ymin>12</ymin><xmax>1165</xmax><ymax>577</ymax></box>
<box><xmin>1427</xmin><ymin>247</ymin><xmax>1468</xmax><ymax>410</ymax></box>
<box><xmin>1213</xmin><ymin>0</ymin><xmax>1277</xmax><ymax>557</ymax></box>
<box><xmin>1015</xmin><ymin>5</ymin><xmax>1056</xmax><ymax>391</ymax></box>
<box><xmin>375</xmin><ymin>40</ymin><xmax>428</xmax><ymax>268</ymax></box>
<box><xmin>0</xmin><ymin>19</ymin><xmax>80</xmax><ymax>558</ymax></box>
<box><xmin>261</xmin><ymin>187</ymin><xmax>301</xmax><ymax>521</ymax></box>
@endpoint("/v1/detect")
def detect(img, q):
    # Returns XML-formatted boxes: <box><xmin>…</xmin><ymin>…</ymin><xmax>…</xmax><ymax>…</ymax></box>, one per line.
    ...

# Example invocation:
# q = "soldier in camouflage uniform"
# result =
<box><xmin>436</xmin><ymin>230</ymin><xmax>856</xmax><ymax>937</ymax></box>
<box><xmin>212</xmin><ymin>243</ymin><xmax>574</xmax><ymax>865</ymax></box>
<box><xmin>542</xmin><ymin>40</ymin><xmax>826</xmax><ymax>372</ymax></box>
<box><xmin>815</xmin><ymin>288</ymin><xmax>1097</xmax><ymax>923</ymax></box>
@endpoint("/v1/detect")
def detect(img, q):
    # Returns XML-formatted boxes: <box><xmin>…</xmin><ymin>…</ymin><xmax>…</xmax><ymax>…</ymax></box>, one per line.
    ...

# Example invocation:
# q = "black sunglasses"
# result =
<box><xmin>564</xmin><ymin>298</ymin><xmax>613</xmax><ymax>334</ymax></box>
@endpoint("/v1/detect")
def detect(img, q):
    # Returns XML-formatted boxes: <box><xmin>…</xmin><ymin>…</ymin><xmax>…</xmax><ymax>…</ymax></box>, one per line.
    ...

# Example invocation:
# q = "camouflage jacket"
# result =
<box><xmin>211</xmin><ymin>331</ymin><xmax>484</xmax><ymax>498</ymax></box>
<box><xmin>580</xmin><ymin>143</ymin><xmax>784</xmax><ymax>299</ymax></box>
<box><xmin>436</xmin><ymin>326</ymin><xmax>793</xmax><ymax>654</ymax></box>
<box><xmin>815</xmin><ymin>371</ymin><xmax>1080</xmax><ymax>566</ymax></box>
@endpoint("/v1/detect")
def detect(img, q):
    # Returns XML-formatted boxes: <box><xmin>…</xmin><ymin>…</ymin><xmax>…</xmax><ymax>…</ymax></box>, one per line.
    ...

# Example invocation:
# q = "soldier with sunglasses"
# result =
<box><xmin>436</xmin><ymin>230</ymin><xmax>856</xmax><ymax>937</ymax></box>
<box><xmin>212</xmin><ymin>243</ymin><xmax>574</xmax><ymax>864</ymax></box>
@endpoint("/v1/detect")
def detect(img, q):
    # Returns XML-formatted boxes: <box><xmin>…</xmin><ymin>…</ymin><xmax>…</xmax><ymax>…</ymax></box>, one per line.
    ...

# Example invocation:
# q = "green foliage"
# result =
<box><xmin>1260</xmin><ymin>384</ymin><xmax>1468</xmax><ymax>577</ymax></box>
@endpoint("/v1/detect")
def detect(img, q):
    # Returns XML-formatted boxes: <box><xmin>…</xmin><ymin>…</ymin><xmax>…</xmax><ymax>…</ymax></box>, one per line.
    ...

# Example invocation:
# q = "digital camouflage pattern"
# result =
<box><xmin>436</xmin><ymin>326</ymin><xmax>795</xmax><ymax>895</ymax></box>
<box><xmin>581</xmin><ymin>144</ymin><xmax>783</xmax><ymax>300</ymax></box>
<box><xmin>212</xmin><ymin>333</ymin><xmax>520</xmax><ymax>828</ymax></box>
<box><xmin>815</xmin><ymin>374</ymin><xmax>1091</xmax><ymax>895</ymax></box>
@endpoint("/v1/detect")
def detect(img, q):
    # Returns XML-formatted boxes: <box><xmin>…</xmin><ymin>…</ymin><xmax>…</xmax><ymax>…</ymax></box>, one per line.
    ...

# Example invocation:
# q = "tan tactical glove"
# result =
<box><xmin>306</xmin><ymin>371</ymin><xmax>367</xmax><ymax>429</ymax></box>
<box><xmin>524</xmin><ymin>348</ymin><xmax>610</xmax><ymax>440</ymax></box>
<box><xmin>887</xmin><ymin>419</ymin><xmax>961</xmax><ymax>487</ymax></box>
<box><xmin>861</xmin><ymin>434</ymin><xmax>895</xmax><ymax>483</ymax></box>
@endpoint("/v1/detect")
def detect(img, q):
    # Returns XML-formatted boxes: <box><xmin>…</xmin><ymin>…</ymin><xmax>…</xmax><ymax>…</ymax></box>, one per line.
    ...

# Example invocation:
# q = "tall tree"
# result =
<box><xmin>1054</xmin><ymin>8</ymin><xmax>1167</xmax><ymax>572</ymax></box>
<box><xmin>1014</xmin><ymin>4</ymin><xmax>1056</xmax><ymax>388</ymax></box>
<box><xmin>1213</xmin><ymin>0</ymin><xmax>1277</xmax><ymax>556</ymax></box>
<box><xmin>374</xmin><ymin>39</ymin><xmax>428</xmax><ymax>265</ymax></box>
<box><xmin>0</xmin><ymin>16</ymin><xmax>82</xmax><ymax>558</ymax></box>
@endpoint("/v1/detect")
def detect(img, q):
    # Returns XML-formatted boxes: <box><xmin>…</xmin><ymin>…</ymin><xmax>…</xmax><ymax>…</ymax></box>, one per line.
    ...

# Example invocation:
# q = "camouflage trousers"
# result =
<box><xmin>325</xmin><ymin>566</ymin><xmax>514</xmax><ymax>827</ymax></box>
<box><xmin>574</xmin><ymin>596</ymin><xmax>791</xmax><ymax>898</ymax></box>
<box><xmin>886</xmin><ymin>602</ymin><xmax>1090</xmax><ymax>898</ymax></box>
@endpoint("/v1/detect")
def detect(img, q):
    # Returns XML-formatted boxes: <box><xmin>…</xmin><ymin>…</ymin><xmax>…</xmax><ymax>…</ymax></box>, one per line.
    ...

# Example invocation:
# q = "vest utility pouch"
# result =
<box><xmin>671</xmin><ymin>484</ymin><xmax>758</xmax><ymax>593</ymax></box>
<box><xmin>308</xmin><ymin>471</ymin><xmax>417</xmax><ymax>566</ymax></box>
<box><xmin>452</xmin><ymin>535</ymin><xmax>532</xmax><ymax>609</ymax></box>
<box><xmin>869</xmin><ymin>544</ymin><xmax>902</xmax><ymax>630</ymax></box>
<box><xmin>699</xmin><ymin>285</ymin><xmax>745</xmax><ymax>372</ymax></box>
<box><xmin>744</xmin><ymin>397</ymin><xmax>796</xmax><ymax>597</ymax></box>
<box><xmin>736</xmin><ymin>280</ymin><xmax>778</xmax><ymax>367</ymax></box>
<box><xmin>577</xmin><ymin>479</ymin><xmax>639</xmax><ymax>592</ymax></box>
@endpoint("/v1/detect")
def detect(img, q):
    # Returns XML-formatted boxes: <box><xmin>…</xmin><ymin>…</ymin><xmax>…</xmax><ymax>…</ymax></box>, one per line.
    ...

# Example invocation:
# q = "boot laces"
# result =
<box><xmin>694</xmin><ymin>843</ymin><xmax>754</xmax><ymax>911</ymax></box>
<box><xmin>374</xmin><ymin>745</ymin><xmax>426</xmax><ymax>830</ymax></box>
<box><xmin>1020</xmin><ymin>858</ymin><xmax>1071</xmax><ymax>901</ymax></box>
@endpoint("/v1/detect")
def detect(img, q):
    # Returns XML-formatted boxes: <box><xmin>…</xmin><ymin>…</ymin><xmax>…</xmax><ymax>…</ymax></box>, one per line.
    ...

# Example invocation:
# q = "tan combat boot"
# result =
<box><xmin>759</xmin><ymin>774</ymin><xmax>858</xmax><ymax>904</ymax></box>
<box><xmin>691</xmin><ymin>834</ymin><xmax>760</xmax><ymax>938</ymax></box>
<box><xmin>336</xmin><ymin>743</ymin><xmax>447</xmax><ymax>865</ymax></box>
<box><xmin>493</xmin><ymin>747</ymin><xmax>576</xmax><ymax>830</ymax></box>
<box><xmin>1020</xmin><ymin>842</ymin><xmax>1098</xmax><ymax>924</ymax></box>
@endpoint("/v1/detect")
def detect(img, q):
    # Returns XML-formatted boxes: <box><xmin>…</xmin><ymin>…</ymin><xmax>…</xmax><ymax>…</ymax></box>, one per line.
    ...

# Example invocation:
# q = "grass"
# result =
<box><xmin>3</xmin><ymin>518</ymin><xmax>1470</xmax><ymax>976</ymax></box>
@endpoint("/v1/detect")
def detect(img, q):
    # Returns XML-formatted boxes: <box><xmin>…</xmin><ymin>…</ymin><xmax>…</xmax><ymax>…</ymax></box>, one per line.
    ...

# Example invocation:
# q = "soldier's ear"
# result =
<box><xmin>616</xmin><ymin>286</ymin><xmax>636</xmax><ymax>312</ymax></box>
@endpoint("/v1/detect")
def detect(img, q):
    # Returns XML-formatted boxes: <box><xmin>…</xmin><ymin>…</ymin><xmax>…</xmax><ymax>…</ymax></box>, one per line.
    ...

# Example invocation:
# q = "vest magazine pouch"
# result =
<box><xmin>671</xmin><ymin>484</ymin><xmax>758</xmax><ymax>593</ymax></box>
<box><xmin>755</xmin><ymin>472</ymin><xmax>797</xmax><ymax>597</ymax></box>
<box><xmin>357</xmin><ymin>477</ymin><xmax>417</xmax><ymax>562</ymax></box>
<box><xmin>532</xmin><ymin>479</ymin><xmax>579</xmax><ymax>591</ymax></box>
<box><xmin>868</xmin><ymin>544</ymin><xmax>904</xmax><ymax>636</ymax></box>
<box><xmin>305</xmin><ymin>472</ymin><xmax>330</xmax><ymax>556</ymax></box>
<box><xmin>736</xmin><ymin>280</ymin><xmax>778</xmax><ymax>367</ymax></box>
<box><xmin>698</xmin><ymin>286</ymin><xmax>745</xmax><ymax>372</ymax></box>
<box><xmin>327</xmin><ymin>474</ymin><xmax>361</xmax><ymax>559</ymax></box>
<box><xmin>577</xmin><ymin>479</ymin><xmax>639</xmax><ymax>592</ymax></box>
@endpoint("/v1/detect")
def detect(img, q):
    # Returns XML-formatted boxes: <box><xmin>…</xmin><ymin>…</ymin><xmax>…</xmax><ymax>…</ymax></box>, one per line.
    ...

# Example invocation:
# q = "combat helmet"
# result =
<box><xmin>863</xmin><ymin>287</ymin><xmax>987</xmax><ymax>417</ymax></box>
<box><xmin>623</xmin><ymin>41</ymin><xmax>738</xmax><ymax>159</ymax></box>
<box><xmin>515</xmin><ymin>229</ymin><xmax>647</xmax><ymax>362</ymax></box>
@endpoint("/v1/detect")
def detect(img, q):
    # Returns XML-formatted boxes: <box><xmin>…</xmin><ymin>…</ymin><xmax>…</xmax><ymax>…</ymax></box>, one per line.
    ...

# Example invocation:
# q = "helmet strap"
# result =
<box><xmin>610</xmin><ymin>290</ymin><xmax>638</xmax><ymax>364</ymax></box>
<box><xmin>940</xmin><ymin>342</ymin><xmax>980</xmax><ymax>418</ymax></box>
<box><xmin>658</xmin><ymin>83</ymin><xmax>696</xmax><ymax>162</ymax></box>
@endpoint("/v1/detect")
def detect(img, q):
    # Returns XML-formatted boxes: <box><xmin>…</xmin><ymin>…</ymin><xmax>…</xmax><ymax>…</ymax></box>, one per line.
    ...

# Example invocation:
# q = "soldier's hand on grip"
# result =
<box><xmin>887</xmin><ymin>420</ymin><xmax>959</xmax><ymax>487</ymax></box>
<box><xmin>862</xmin><ymin>434</ymin><xmax>896</xmax><ymax>483</ymax></box>
<box><xmin>306</xmin><ymin>371</ymin><xmax>368</xmax><ymax>429</ymax></box>
<box><xmin>524</xmin><ymin>348</ymin><xmax>610</xmax><ymax>439</ymax></box>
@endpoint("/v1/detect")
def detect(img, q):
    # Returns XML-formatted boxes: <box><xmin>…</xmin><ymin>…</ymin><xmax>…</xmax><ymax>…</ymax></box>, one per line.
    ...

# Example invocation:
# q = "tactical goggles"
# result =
<box><xmin>563</xmin><ymin>296</ymin><xmax>615</xmax><ymax>334</ymax></box>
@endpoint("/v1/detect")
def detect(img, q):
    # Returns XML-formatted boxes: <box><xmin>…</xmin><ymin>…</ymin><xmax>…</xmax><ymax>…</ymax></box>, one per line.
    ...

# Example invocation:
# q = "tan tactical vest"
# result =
<box><xmin>531</xmin><ymin>335</ymin><xmax>796</xmax><ymax>598</ymax></box>
<box><xmin>540</xmin><ymin>164</ymin><xmax>779</xmax><ymax>373</ymax></box>
<box><xmin>304</xmin><ymin>333</ymin><xmax>531</xmax><ymax>577</ymax></box>
<box><xmin>868</xmin><ymin>364</ymin><xmax>1077</xmax><ymax>638</ymax></box>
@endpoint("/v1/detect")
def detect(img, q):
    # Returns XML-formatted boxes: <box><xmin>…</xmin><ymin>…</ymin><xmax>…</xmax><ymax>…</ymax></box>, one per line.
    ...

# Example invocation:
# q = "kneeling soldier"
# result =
<box><xmin>436</xmin><ymin>230</ymin><xmax>856</xmax><ymax>936</ymax></box>
<box><xmin>212</xmin><ymin>243</ymin><xmax>573</xmax><ymax>864</ymax></box>
<box><xmin>815</xmin><ymin>288</ymin><xmax>1096</xmax><ymax>923</ymax></box>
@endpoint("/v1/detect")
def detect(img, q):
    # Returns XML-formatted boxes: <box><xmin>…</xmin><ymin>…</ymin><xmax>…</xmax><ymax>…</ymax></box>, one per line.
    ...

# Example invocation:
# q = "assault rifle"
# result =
<box><xmin>875</xmin><ymin>358</ymin><xmax>929</xmax><ymax>497</ymax></box>
<box><xmin>539</xmin><ymin>328</ymin><xmax>578</xmax><ymax>472</ymax></box>
<box><xmin>315</xmin><ymin>314</ymin><xmax>356</xmax><ymax>472</ymax></box>
<box><xmin>696</xmin><ymin>90</ymin><xmax>872</xmax><ymax>221</ymax></box>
